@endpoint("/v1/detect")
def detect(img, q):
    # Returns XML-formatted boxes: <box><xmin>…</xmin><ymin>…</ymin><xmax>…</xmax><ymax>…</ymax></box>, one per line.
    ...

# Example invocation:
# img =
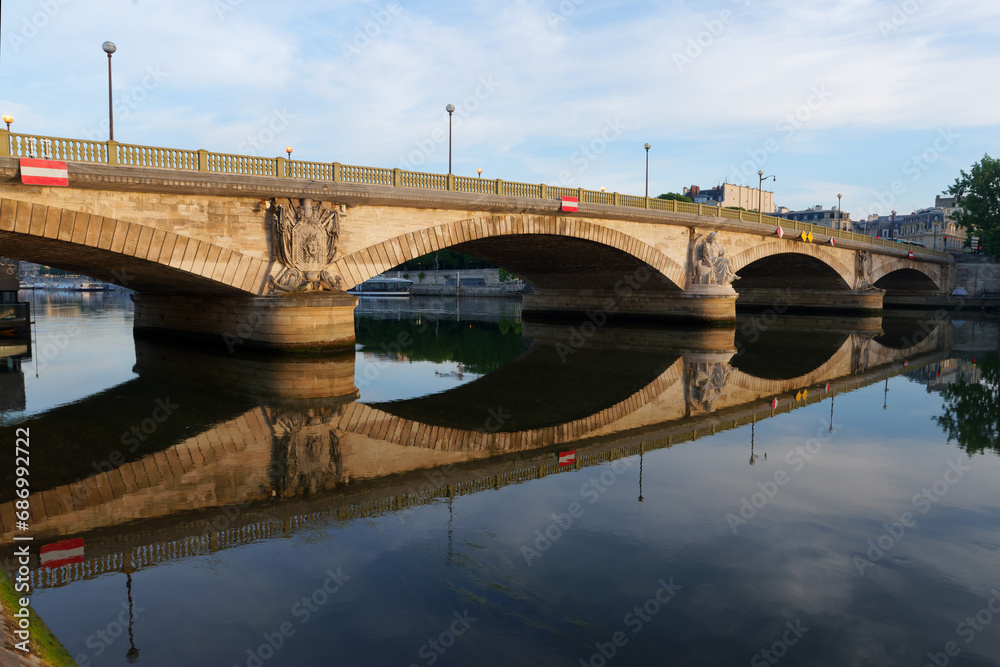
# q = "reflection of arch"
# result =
<box><xmin>730</xmin><ymin>242</ymin><xmax>854</xmax><ymax>288</ymax></box>
<box><xmin>331</xmin><ymin>215</ymin><xmax>687</xmax><ymax>291</ymax></box>
<box><xmin>346</xmin><ymin>359</ymin><xmax>686</xmax><ymax>452</ymax></box>
<box><xmin>0</xmin><ymin>198</ymin><xmax>268</xmax><ymax>294</ymax></box>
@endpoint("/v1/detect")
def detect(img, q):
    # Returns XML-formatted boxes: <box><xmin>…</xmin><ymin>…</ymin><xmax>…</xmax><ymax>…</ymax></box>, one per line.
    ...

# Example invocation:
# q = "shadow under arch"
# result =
<box><xmin>732</xmin><ymin>251</ymin><xmax>853</xmax><ymax>292</ymax></box>
<box><xmin>331</xmin><ymin>215</ymin><xmax>687</xmax><ymax>292</ymax></box>
<box><xmin>367</xmin><ymin>340</ymin><xmax>683</xmax><ymax>432</ymax></box>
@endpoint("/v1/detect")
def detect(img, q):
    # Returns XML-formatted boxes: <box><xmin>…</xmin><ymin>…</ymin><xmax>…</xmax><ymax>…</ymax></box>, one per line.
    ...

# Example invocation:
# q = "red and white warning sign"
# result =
<box><xmin>558</xmin><ymin>450</ymin><xmax>576</xmax><ymax>466</ymax></box>
<box><xmin>19</xmin><ymin>158</ymin><xmax>69</xmax><ymax>186</ymax></box>
<box><xmin>776</xmin><ymin>226</ymin><xmax>783</xmax><ymax>238</ymax></box>
<box><xmin>561</xmin><ymin>196</ymin><xmax>578</xmax><ymax>212</ymax></box>
<box><xmin>40</xmin><ymin>537</ymin><xmax>84</xmax><ymax>569</ymax></box>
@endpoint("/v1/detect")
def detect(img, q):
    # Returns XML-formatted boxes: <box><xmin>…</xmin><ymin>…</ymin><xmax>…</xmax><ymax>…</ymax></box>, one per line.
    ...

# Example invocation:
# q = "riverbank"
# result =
<box><xmin>0</xmin><ymin>571</ymin><xmax>76</xmax><ymax>667</ymax></box>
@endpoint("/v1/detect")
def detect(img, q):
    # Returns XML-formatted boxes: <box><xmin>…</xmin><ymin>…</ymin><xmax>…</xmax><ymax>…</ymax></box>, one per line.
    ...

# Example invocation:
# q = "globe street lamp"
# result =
<box><xmin>477</xmin><ymin>168</ymin><xmax>482</xmax><ymax>179</ymax></box>
<box><xmin>2</xmin><ymin>115</ymin><xmax>12</xmax><ymax>131</ymax></box>
<box><xmin>445</xmin><ymin>104</ymin><xmax>455</xmax><ymax>175</ymax></box>
<box><xmin>890</xmin><ymin>210</ymin><xmax>896</xmax><ymax>239</ymax></box>
<box><xmin>285</xmin><ymin>146</ymin><xmax>293</xmax><ymax>159</ymax></box>
<box><xmin>102</xmin><ymin>41</ymin><xmax>117</xmax><ymax>141</ymax></box>
<box><xmin>644</xmin><ymin>143</ymin><xmax>651</xmax><ymax>198</ymax></box>
<box><xmin>838</xmin><ymin>193</ymin><xmax>843</xmax><ymax>231</ymax></box>
<box><xmin>757</xmin><ymin>169</ymin><xmax>775</xmax><ymax>213</ymax></box>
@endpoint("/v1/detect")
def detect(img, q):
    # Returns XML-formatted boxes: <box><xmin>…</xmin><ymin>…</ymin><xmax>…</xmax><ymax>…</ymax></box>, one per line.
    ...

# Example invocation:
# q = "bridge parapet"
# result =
<box><xmin>0</xmin><ymin>129</ymin><xmax>951</xmax><ymax>260</ymax></box>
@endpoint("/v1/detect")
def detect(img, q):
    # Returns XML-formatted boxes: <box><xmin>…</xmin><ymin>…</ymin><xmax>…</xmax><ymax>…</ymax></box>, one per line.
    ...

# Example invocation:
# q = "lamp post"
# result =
<box><xmin>837</xmin><ymin>193</ymin><xmax>843</xmax><ymax>231</ymax></box>
<box><xmin>102</xmin><ymin>41</ymin><xmax>117</xmax><ymax>141</ymax></box>
<box><xmin>890</xmin><ymin>210</ymin><xmax>896</xmax><ymax>239</ymax></box>
<box><xmin>2</xmin><ymin>115</ymin><xmax>11</xmax><ymax>131</ymax></box>
<box><xmin>757</xmin><ymin>169</ymin><xmax>775</xmax><ymax>213</ymax></box>
<box><xmin>644</xmin><ymin>143</ymin><xmax>651</xmax><ymax>198</ymax></box>
<box><xmin>445</xmin><ymin>103</ymin><xmax>455</xmax><ymax>175</ymax></box>
<box><xmin>285</xmin><ymin>146</ymin><xmax>293</xmax><ymax>159</ymax></box>
<box><xmin>477</xmin><ymin>168</ymin><xmax>482</xmax><ymax>179</ymax></box>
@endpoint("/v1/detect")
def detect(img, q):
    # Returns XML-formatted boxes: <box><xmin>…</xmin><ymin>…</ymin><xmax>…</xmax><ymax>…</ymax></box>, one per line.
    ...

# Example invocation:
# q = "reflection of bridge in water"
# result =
<box><xmin>0</xmin><ymin>317</ymin><xmax>948</xmax><ymax>589</ymax></box>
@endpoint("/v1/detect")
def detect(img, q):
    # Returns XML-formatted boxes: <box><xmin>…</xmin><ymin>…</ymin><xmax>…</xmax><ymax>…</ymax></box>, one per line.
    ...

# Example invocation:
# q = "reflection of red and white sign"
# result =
<box><xmin>561</xmin><ymin>196</ymin><xmax>578</xmax><ymax>212</ymax></box>
<box><xmin>19</xmin><ymin>158</ymin><xmax>69</xmax><ymax>186</ymax></box>
<box><xmin>825</xmin><ymin>382</ymin><xmax>830</xmax><ymax>392</ymax></box>
<box><xmin>558</xmin><ymin>450</ymin><xmax>575</xmax><ymax>466</ymax></box>
<box><xmin>771</xmin><ymin>398</ymin><xmax>778</xmax><ymax>409</ymax></box>
<box><xmin>40</xmin><ymin>538</ymin><xmax>84</xmax><ymax>569</ymax></box>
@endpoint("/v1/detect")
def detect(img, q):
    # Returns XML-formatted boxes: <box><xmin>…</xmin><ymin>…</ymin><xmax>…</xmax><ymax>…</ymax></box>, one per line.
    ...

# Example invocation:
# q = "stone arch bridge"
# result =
<box><xmin>0</xmin><ymin>146</ymin><xmax>952</xmax><ymax>348</ymax></box>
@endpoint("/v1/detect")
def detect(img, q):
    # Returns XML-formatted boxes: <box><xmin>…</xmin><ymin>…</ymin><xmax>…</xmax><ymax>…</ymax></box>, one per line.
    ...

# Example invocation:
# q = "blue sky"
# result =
<box><xmin>2</xmin><ymin>0</ymin><xmax>999</xmax><ymax>217</ymax></box>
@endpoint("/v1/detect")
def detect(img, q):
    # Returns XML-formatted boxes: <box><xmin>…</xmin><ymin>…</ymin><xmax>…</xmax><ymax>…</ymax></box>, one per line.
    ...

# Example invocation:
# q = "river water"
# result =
<box><xmin>2</xmin><ymin>291</ymin><xmax>1000</xmax><ymax>666</ymax></box>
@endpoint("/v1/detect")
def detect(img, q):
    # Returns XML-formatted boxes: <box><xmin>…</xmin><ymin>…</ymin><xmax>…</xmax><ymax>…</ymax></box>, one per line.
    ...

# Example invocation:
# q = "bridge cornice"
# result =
<box><xmin>0</xmin><ymin>157</ymin><xmax>952</xmax><ymax>265</ymax></box>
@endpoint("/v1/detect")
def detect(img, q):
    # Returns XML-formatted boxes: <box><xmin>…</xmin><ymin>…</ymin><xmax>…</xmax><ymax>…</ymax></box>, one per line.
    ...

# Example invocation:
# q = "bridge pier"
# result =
<box><xmin>132</xmin><ymin>292</ymin><xmax>358</xmax><ymax>351</ymax></box>
<box><xmin>734</xmin><ymin>287</ymin><xmax>885</xmax><ymax>314</ymax></box>
<box><xmin>522</xmin><ymin>286</ymin><xmax>737</xmax><ymax>323</ymax></box>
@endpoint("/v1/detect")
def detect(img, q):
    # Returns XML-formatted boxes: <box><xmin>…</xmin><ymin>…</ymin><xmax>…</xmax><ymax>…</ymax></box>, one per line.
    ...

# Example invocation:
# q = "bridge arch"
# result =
<box><xmin>871</xmin><ymin>256</ymin><xmax>942</xmax><ymax>292</ymax></box>
<box><xmin>0</xmin><ymin>197</ymin><xmax>268</xmax><ymax>294</ymax></box>
<box><xmin>729</xmin><ymin>241</ymin><xmax>855</xmax><ymax>289</ymax></box>
<box><xmin>331</xmin><ymin>214</ymin><xmax>688</xmax><ymax>291</ymax></box>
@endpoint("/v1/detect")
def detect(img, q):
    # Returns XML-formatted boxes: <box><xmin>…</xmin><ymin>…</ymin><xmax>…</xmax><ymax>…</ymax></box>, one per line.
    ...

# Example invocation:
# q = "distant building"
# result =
<box><xmin>855</xmin><ymin>195</ymin><xmax>966</xmax><ymax>253</ymax></box>
<box><xmin>682</xmin><ymin>183</ymin><xmax>774</xmax><ymax>213</ymax></box>
<box><xmin>774</xmin><ymin>205</ymin><xmax>851</xmax><ymax>231</ymax></box>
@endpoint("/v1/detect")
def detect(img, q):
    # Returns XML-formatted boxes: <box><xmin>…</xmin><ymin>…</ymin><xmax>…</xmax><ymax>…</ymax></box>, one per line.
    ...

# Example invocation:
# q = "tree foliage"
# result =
<box><xmin>657</xmin><ymin>192</ymin><xmax>693</xmax><ymax>203</ymax></box>
<box><xmin>946</xmin><ymin>154</ymin><xmax>1000</xmax><ymax>258</ymax></box>
<box><xmin>935</xmin><ymin>354</ymin><xmax>1000</xmax><ymax>456</ymax></box>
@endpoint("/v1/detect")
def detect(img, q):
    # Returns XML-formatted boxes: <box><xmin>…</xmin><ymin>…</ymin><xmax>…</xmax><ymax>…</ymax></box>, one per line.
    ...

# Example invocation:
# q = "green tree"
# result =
<box><xmin>657</xmin><ymin>192</ymin><xmax>693</xmax><ymax>203</ymax></box>
<box><xmin>935</xmin><ymin>354</ymin><xmax>999</xmax><ymax>456</ymax></box>
<box><xmin>946</xmin><ymin>154</ymin><xmax>1000</xmax><ymax>258</ymax></box>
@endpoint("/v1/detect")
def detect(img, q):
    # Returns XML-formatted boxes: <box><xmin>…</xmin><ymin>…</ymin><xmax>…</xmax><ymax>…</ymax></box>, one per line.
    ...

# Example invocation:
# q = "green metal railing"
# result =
<box><xmin>0</xmin><ymin>129</ymin><xmax>952</xmax><ymax>259</ymax></box>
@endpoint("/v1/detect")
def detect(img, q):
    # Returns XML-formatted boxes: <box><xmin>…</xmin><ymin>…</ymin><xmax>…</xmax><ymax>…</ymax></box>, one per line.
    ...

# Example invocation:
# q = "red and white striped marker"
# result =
<box><xmin>40</xmin><ymin>538</ymin><xmax>84</xmax><ymax>569</ymax></box>
<box><xmin>558</xmin><ymin>450</ymin><xmax>576</xmax><ymax>466</ymax></box>
<box><xmin>561</xmin><ymin>196</ymin><xmax>578</xmax><ymax>212</ymax></box>
<box><xmin>776</xmin><ymin>226</ymin><xmax>784</xmax><ymax>238</ymax></box>
<box><xmin>19</xmin><ymin>158</ymin><xmax>69</xmax><ymax>186</ymax></box>
<box><xmin>829</xmin><ymin>237</ymin><xmax>836</xmax><ymax>246</ymax></box>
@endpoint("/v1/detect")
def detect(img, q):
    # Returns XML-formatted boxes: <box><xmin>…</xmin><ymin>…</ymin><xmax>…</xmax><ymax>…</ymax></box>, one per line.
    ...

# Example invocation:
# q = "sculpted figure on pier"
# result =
<box><xmin>692</xmin><ymin>231</ymin><xmax>738</xmax><ymax>286</ymax></box>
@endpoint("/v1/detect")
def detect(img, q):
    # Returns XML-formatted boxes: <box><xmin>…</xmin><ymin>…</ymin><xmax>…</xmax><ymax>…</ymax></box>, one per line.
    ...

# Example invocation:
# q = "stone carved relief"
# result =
<box><xmin>850</xmin><ymin>333</ymin><xmax>875</xmax><ymax>374</ymax></box>
<box><xmin>690</xmin><ymin>231</ymin><xmax>738</xmax><ymax>286</ymax></box>
<box><xmin>264</xmin><ymin>404</ymin><xmax>346</xmax><ymax>498</ymax></box>
<box><xmin>854</xmin><ymin>250</ymin><xmax>875</xmax><ymax>291</ymax></box>
<box><xmin>268</xmin><ymin>198</ymin><xmax>343</xmax><ymax>294</ymax></box>
<box><xmin>687</xmin><ymin>361</ymin><xmax>732</xmax><ymax>413</ymax></box>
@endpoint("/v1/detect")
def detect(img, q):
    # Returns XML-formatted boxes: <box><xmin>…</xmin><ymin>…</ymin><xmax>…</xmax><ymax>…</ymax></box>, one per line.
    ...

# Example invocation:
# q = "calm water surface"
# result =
<box><xmin>2</xmin><ymin>292</ymin><xmax>1000</xmax><ymax>667</ymax></box>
